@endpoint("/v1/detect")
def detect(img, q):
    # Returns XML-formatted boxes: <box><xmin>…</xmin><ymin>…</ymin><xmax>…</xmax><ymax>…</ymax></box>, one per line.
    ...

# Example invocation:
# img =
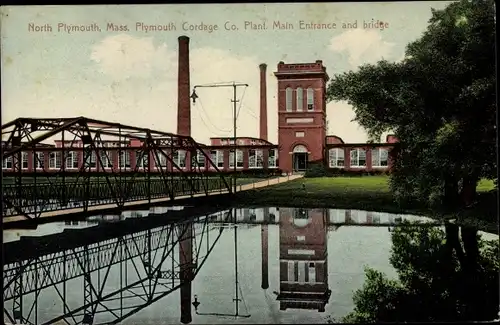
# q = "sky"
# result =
<box><xmin>1</xmin><ymin>2</ymin><xmax>455</xmax><ymax>144</ymax></box>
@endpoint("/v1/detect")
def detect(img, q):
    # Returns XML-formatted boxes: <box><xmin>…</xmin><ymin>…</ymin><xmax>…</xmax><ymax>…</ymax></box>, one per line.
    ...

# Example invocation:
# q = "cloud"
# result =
<box><xmin>5</xmin><ymin>33</ymin><xmax>374</xmax><ymax>144</ymax></box>
<box><xmin>61</xmin><ymin>34</ymin><xmax>278</xmax><ymax>144</ymax></box>
<box><xmin>90</xmin><ymin>34</ymin><xmax>175</xmax><ymax>79</ymax></box>
<box><xmin>329</xmin><ymin>29</ymin><xmax>395</xmax><ymax>68</ymax></box>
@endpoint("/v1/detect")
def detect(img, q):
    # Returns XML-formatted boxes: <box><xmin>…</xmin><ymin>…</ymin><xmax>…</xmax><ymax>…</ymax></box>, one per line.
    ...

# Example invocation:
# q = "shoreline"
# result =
<box><xmin>230</xmin><ymin>177</ymin><xmax>498</xmax><ymax>235</ymax></box>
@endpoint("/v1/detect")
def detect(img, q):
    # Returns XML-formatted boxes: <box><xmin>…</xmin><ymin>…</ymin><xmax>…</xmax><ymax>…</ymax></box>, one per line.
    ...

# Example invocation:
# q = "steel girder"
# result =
<box><xmin>3</xmin><ymin>210</ymin><xmax>232</xmax><ymax>325</ymax></box>
<box><xmin>1</xmin><ymin>117</ymin><xmax>232</xmax><ymax>220</ymax></box>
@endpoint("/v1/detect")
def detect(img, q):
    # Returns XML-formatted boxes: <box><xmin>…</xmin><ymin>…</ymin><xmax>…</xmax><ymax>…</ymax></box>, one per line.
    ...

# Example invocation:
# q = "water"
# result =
<box><xmin>3</xmin><ymin>207</ymin><xmax>497</xmax><ymax>325</ymax></box>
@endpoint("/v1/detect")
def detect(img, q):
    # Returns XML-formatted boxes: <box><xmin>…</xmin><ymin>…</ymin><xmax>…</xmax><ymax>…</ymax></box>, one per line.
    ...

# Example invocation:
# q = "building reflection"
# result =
<box><xmin>276</xmin><ymin>208</ymin><xmax>331</xmax><ymax>312</ymax></box>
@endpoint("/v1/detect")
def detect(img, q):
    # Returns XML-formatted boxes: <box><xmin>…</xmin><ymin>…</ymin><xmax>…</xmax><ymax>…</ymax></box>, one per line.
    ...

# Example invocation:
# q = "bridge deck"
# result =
<box><xmin>2</xmin><ymin>175</ymin><xmax>303</xmax><ymax>224</ymax></box>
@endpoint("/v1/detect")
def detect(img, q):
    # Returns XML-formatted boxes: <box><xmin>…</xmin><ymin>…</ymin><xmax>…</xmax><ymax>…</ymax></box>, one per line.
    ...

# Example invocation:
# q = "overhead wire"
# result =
<box><xmin>235</xmin><ymin>86</ymin><xmax>247</xmax><ymax>120</ymax></box>
<box><xmin>193</xmin><ymin>83</ymin><xmax>249</xmax><ymax>138</ymax></box>
<box><xmin>195</xmin><ymin>97</ymin><xmax>232</xmax><ymax>135</ymax></box>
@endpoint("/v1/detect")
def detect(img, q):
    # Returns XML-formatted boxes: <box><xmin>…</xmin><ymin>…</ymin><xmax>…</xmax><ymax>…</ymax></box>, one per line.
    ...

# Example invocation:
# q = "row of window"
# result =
<box><xmin>2</xmin><ymin>149</ymin><xmax>279</xmax><ymax>170</ymax></box>
<box><xmin>328</xmin><ymin>148</ymin><xmax>389</xmax><ymax>168</ymax></box>
<box><xmin>285</xmin><ymin>87</ymin><xmax>315</xmax><ymax>112</ymax></box>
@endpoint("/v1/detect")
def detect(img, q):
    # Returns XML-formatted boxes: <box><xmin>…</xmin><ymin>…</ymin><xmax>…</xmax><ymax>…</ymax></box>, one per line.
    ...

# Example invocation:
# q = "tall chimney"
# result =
<box><xmin>177</xmin><ymin>36</ymin><xmax>191</xmax><ymax>137</ymax></box>
<box><xmin>259</xmin><ymin>64</ymin><xmax>268</xmax><ymax>141</ymax></box>
<box><xmin>261</xmin><ymin>207</ymin><xmax>269</xmax><ymax>289</ymax></box>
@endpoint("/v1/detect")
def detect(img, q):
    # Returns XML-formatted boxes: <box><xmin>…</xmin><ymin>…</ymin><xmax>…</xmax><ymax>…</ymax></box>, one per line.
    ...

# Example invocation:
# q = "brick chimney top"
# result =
<box><xmin>178</xmin><ymin>35</ymin><xmax>190</xmax><ymax>42</ymax></box>
<box><xmin>259</xmin><ymin>63</ymin><xmax>267</xmax><ymax>69</ymax></box>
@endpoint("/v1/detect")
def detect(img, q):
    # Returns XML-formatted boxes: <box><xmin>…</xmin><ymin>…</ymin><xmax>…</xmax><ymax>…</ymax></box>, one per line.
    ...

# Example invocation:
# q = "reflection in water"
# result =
<box><xmin>3</xmin><ymin>207</ymin><xmax>231</xmax><ymax>325</ymax></box>
<box><xmin>276</xmin><ymin>208</ymin><xmax>331</xmax><ymax>312</ymax></box>
<box><xmin>5</xmin><ymin>207</ymin><xmax>493</xmax><ymax>325</ymax></box>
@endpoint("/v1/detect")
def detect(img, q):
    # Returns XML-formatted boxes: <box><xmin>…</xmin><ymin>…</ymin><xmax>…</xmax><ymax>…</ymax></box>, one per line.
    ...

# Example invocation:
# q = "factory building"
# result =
<box><xmin>2</xmin><ymin>35</ymin><xmax>397</xmax><ymax>174</ymax></box>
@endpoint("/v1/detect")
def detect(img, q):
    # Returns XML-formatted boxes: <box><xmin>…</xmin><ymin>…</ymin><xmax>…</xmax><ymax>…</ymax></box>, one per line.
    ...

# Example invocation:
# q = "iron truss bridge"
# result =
<box><xmin>3</xmin><ymin>206</ymin><xmax>233</xmax><ymax>325</ymax></box>
<box><xmin>1</xmin><ymin>117</ymin><xmax>232</xmax><ymax>221</ymax></box>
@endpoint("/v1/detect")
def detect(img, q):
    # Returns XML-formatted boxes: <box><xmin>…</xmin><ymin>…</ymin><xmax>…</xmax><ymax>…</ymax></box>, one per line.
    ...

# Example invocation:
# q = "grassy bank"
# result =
<box><xmin>233</xmin><ymin>176</ymin><xmax>498</xmax><ymax>233</ymax></box>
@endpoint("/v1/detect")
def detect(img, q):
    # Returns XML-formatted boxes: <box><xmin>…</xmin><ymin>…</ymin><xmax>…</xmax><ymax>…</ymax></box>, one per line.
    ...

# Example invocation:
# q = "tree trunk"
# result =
<box><xmin>443</xmin><ymin>176</ymin><xmax>460</xmax><ymax>211</ymax></box>
<box><xmin>460</xmin><ymin>175</ymin><xmax>478</xmax><ymax>208</ymax></box>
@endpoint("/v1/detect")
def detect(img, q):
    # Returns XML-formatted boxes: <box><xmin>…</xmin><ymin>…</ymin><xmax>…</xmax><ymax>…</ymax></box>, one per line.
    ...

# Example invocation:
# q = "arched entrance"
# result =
<box><xmin>292</xmin><ymin>144</ymin><xmax>308</xmax><ymax>172</ymax></box>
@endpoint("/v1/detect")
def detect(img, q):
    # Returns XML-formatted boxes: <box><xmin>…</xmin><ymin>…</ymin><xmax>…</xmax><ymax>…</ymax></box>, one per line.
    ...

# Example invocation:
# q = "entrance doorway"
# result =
<box><xmin>292</xmin><ymin>145</ymin><xmax>309</xmax><ymax>172</ymax></box>
<box><xmin>293</xmin><ymin>153</ymin><xmax>308</xmax><ymax>171</ymax></box>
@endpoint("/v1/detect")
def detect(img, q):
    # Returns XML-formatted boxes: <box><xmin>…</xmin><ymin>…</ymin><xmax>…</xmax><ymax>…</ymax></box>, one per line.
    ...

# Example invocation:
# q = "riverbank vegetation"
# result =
<box><xmin>338</xmin><ymin>222</ymin><xmax>499</xmax><ymax>323</ymax></box>
<box><xmin>319</xmin><ymin>0</ymin><xmax>497</xmax><ymax>322</ymax></box>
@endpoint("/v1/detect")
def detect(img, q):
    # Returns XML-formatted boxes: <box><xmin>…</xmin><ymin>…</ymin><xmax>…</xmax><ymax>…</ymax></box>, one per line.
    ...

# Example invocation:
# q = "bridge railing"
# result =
<box><xmin>2</xmin><ymin>176</ymin><xmax>232</xmax><ymax>218</ymax></box>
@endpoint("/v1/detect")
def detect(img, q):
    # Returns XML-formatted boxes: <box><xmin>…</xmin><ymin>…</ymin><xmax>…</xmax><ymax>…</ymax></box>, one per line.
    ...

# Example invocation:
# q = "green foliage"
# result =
<box><xmin>326</xmin><ymin>0</ymin><xmax>497</xmax><ymax>209</ymax></box>
<box><xmin>304</xmin><ymin>163</ymin><xmax>329</xmax><ymax>177</ymax></box>
<box><xmin>342</xmin><ymin>222</ymin><xmax>500</xmax><ymax>323</ymax></box>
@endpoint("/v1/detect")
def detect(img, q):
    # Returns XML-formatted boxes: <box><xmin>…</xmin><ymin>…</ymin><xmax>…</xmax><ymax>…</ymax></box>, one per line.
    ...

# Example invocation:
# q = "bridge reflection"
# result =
<box><xmin>4</xmin><ymin>207</ymin><xmax>433</xmax><ymax>324</ymax></box>
<box><xmin>3</xmin><ymin>207</ymin><xmax>231</xmax><ymax>325</ymax></box>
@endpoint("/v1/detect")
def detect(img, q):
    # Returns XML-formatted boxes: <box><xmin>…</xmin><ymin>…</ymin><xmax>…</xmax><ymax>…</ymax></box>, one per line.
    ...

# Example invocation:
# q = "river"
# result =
<box><xmin>3</xmin><ymin>207</ymin><xmax>497</xmax><ymax>325</ymax></box>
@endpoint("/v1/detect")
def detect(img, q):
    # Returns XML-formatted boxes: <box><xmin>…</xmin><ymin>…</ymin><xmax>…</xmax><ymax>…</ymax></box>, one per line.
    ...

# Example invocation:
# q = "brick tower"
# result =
<box><xmin>274</xmin><ymin>61</ymin><xmax>329</xmax><ymax>173</ymax></box>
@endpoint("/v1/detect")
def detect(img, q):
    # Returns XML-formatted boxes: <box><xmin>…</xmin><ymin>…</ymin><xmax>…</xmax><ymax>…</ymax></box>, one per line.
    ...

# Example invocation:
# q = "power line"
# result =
<box><xmin>195</xmin><ymin>97</ymin><xmax>232</xmax><ymax>134</ymax></box>
<box><xmin>236</xmin><ymin>86</ymin><xmax>247</xmax><ymax>120</ymax></box>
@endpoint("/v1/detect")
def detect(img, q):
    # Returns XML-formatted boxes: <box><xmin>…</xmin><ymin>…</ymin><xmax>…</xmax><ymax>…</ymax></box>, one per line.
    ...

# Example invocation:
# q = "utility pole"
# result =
<box><xmin>191</xmin><ymin>82</ymin><xmax>248</xmax><ymax>194</ymax></box>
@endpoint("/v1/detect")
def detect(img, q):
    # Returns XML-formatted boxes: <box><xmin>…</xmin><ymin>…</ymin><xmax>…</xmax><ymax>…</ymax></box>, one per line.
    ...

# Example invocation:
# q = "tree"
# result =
<box><xmin>327</xmin><ymin>1</ymin><xmax>497</xmax><ymax>321</ymax></box>
<box><xmin>326</xmin><ymin>0</ymin><xmax>496</xmax><ymax>211</ymax></box>
<box><xmin>342</xmin><ymin>221</ymin><xmax>499</xmax><ymax>323</ymax></box>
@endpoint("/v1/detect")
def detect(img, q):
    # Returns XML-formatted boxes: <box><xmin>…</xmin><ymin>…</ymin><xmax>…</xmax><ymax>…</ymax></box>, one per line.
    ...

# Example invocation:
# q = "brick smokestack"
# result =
<box><xmin>259</xmin><ymin>64</ymin><xmax>268</xmax><ymax>141</ymax></box>
<box><xmin>177</xmin><ymin>36</ymin><xmax>191</xmax><ymax>137</ymax></box>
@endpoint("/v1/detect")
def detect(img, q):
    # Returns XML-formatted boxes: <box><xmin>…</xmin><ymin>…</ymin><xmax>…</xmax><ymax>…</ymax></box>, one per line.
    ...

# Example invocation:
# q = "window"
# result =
<box><xmin>236</xmin><ymin>150</ymin><xmax>243</xmax><ymax>168</ymax></box>
<box><xmin>295</xmin><ymin>131</ymin><xmax>305</xmax><ymax>138</ymax></box>
<box><xmin>210</xmin><ymin>150</ymin><xmax>224</xmax><ymax>168</ymax></box>
<box><xmin>217</xmin><ymin>150</ymin><xmax>224</xmax><ymax>168</ymax></box>
<box><xmin>210</xmin><ymin>150</ymin><xmax>217</xmax><ymax>168</ymax></box>
<box><xmin>100</xmin><ymin>150</ymin><xmax>113</xmax><ymax>168</ymax></box>
<box><xmin>228</xmin><ymin>149</ymin><xmax>243</xmax><ymax>168</ymax></box>
<box><xmin>154</xmin><ymin>150</ymin><xmax>167</xmax><ymax>167</ymax></box>
<box><xmin>287</xmin><ymin>261</ymin><xmax>295</xmax><ymax>282</ymax></box>
<box><xmin>248</xmin><ymin>149</ymin><xmax>263</xmax><ymax>168</ymax></box>
<box><xmin>268</xmin><ymin>149</ymin><xmax>278</xmax><ymax>168</ymax></box>
<box><xmin>307</xmin><ymin>88</ymin><xmax>314</xmax><ymax>111</ymax></box>
<box><xmin>2</xmin><ymin>156</ymin><xmax>12</xmax><ymax>169</ymax></box>
<box><xmin>329</xmin><ymin>148</ymin><xmax>345</xmax><ymax>168</ymax></box>
<box><xmin>172</xmin><ymin>150</ymin><xmax>186</xmax><ymax>168</ymax></box>
<box><xmin>119</xmin><ymin>150</ymin><xmax>131</xmax><ymax>168</ymax></box>
<box><xmin>296</xmin><ymin>87</ymin><xmax>303</xmax><ymax>111</ymax></box>
<box><xmin>135</xmin><ymin>150</ymin><xmax>149</xmax><ymax>169</ymax></box>
<box><xmin>350</xmin><ymin>148</ymin><xmax>366</xmax><ymax>168</ymax></box>
<box><xmin>88</xmin><ymin>150</ymin><xmax>97</xmax><ymax>168</ymax></box>
<box><xmin>285</xmin><ymin>87</ymin><xmax>293</xmax><ymax>112</ymax></box>
<box><xmin>372</xmin><ymin>148</ymin><xmax>389</xmax><ymax>167</ymax></box>
<box><xmin>65</xmin><ymin>151</ymin><xmax>79</xmax><ymax>169</ymax></box>
<box><xmin>191</xmin><ymin>150</ymin><xmax>206</xmax><ymax>169</ymax></box>
<box><xmin>229</xmin><ymin>150</ymin><xmax>235</xmax><ymax>168</ymax></box>
<box><xmin>22</xmin><ymin>152</ymin><xmax>29</xmax><ymax>169</ymax></box>
<box><xmin>49</xmin><ymin>152</ymin><xmax>62</xmax><ymax>169</ymax></box>
<box><xmin>197</xmin><ymin>151</ymin><xmax>206</xmax><ymax>168</ymax></box>
<box><xmin>34</xmin><ymin>152</ymin><xmax>44</xmax><ymax>169</ymax></box>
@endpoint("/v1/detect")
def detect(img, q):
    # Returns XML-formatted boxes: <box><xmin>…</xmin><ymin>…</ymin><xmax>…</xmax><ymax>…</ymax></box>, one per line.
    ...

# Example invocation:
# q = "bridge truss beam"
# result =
<box><xmin>3</xmin><ymin>210</ymin><xmax>232</xmax><ymax>325</ymax></box>
<box><xmin>1</xmin><ymin>117</ymin><xmax>232</xmax><ymax>220</ymax></box>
